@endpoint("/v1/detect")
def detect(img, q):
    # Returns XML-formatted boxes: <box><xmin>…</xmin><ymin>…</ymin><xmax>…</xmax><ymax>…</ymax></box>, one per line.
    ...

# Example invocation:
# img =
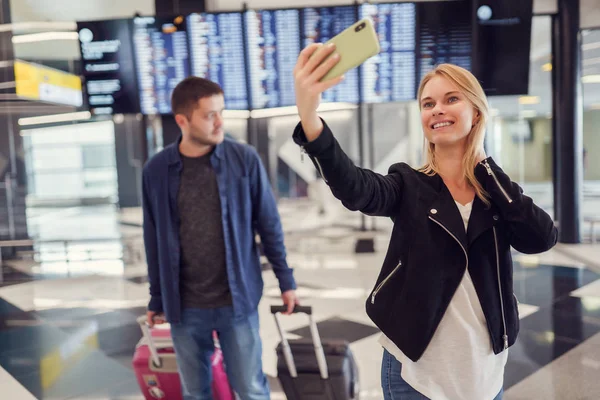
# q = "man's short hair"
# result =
<box><xmin>171</xmin><ymin>77</ymin><xmax>224</xmax><ymax>118</ymax></box>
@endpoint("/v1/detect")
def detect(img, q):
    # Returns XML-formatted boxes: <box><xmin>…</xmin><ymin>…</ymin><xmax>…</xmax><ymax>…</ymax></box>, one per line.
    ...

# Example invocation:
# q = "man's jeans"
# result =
<box><xmin>171</xmin><ymin>307</ymin><xmax>269</xmax><ymax>400</ymax></box>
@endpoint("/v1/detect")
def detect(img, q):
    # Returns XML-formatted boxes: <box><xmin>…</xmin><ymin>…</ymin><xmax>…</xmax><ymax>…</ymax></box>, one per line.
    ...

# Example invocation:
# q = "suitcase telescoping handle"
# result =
<box><xmin>270</xmin><ymin>305</ymin><xmax>329</xmax><ymax>380</ymax></box>
<box><xmin>136</xmin><ymin>315</ymin><xmax>163</xmax><ymax>368</ymax></box>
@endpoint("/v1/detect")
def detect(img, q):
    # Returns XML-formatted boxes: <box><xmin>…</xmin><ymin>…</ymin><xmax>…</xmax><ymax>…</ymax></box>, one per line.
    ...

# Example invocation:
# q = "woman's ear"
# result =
<box><xmin>472</xmin><ymin>112</ymin><xmax>480</xmax><ymax>128</ymax></box>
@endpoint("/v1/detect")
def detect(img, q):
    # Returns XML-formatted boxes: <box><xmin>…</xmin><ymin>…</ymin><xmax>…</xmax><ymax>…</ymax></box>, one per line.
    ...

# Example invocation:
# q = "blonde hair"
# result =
<box><xmin>417</xmin><ymin>64</ymin><xmax>490</xmax><ymax>206</ymax></box>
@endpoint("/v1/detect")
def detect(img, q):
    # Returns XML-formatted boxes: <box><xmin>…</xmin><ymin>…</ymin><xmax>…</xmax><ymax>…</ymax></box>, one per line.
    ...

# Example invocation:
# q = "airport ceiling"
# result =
<box><xmin>7</xmin><ymin>0</ymin><xmax>600</xmax><ymax>117</ymax></box>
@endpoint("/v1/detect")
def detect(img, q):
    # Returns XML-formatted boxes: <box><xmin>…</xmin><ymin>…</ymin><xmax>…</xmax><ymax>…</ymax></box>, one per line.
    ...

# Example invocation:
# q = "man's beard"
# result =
<box><xmin>189</xmin><ymin>129</ymin><xmax>221</xmax><ymax>147</ymax></box>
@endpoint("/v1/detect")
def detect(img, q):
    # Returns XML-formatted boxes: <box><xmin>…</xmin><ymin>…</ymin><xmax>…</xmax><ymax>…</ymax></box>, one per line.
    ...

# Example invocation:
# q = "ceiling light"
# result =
<box><xmin>18</xmin><ymin>111</ymin><xmax>91</xmax><ymax>126</ymax></box>
<box><xmin>541</xmin><ymin>63</ymin><xmax>552</xmax><ymax>72</ymax></box>
<box><xmin>519</xmin><ymin>96</ymin><xmax>540</xmax><ymax>105</ymax></box>
<box><xmin>0</xmin><ymin>21</ymin><xmax>76</xmax><ymax>33</ymax></box>
<box><xmin>12</xmin><ymin>32</ymin><xmax>79</xmax><ymax>44</ymax></box>
<box><xmin>582</xmin><ymin>75</ymin><xmax>600</xmax><ymax>83</ymax></box>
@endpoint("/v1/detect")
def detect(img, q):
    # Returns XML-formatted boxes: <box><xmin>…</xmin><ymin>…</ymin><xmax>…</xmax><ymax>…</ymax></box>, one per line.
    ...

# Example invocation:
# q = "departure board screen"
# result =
<box><xmin>417</xmin><ymin>1</ymin><xmax>472</xmax><ymax>84</ymax></box>
<box><xmin>133</xmin><ymin>16</ymin><xmax>190</xmax><ymax>114</ymax></box>
<box><xmin>301</xmin><ymin>6</ymin><xmax>359</xmax><ymax>103</ymax></box>
<box><xmin>77</xmin><ymin>19</ymin><xmax>140</xmax><ymax>114</ymax></box>
<box><xmin>187</xmin><ymin>13</ymin><xmax>248</xmax><ymax>109</ymax></box>
<box><xmin>245</xmin><ymin>9</ymin><xmax>301</xmax><ymax>109</ymax></box>
<box><xmin>471</xmin><ymin>0</ymin><xmax>533</xmax><ymax>95</ymax></box>
<box><xmin>360</xmin><ymin>3</ymin><xmax>416</xmax><ymax>103</ymax></box>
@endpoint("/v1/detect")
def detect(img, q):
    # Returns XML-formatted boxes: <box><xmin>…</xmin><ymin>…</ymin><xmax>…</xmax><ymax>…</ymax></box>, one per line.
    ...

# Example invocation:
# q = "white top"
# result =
<box><xmin>379</xmin><ymin>201</ymin><xmax>508</xmax><ymax>400</ymax></box>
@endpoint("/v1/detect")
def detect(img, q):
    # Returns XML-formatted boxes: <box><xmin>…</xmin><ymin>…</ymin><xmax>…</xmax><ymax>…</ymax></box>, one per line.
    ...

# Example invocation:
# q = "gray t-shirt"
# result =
<box><xmin>177</xmin><ymin>152</ymin><xmax>232</xmax><ymax>309</ymax></box>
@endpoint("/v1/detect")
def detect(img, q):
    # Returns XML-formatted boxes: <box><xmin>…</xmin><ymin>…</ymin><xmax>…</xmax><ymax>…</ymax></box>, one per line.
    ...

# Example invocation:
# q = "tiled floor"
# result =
<box><xmin>0</xmin><ymin>202</ymin><xmax>599</xmax><ymax>399</ymax></box>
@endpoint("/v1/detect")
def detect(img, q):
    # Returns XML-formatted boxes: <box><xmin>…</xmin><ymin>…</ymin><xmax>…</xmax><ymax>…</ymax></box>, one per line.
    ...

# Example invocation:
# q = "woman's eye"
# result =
<box><xmin>423</xmin><ymin>102</ymin><xmax>434</xmax><ymax>108</ymax></box>
<box><xmin>448</xmin><ymin>96</ymin><xmax>459</xmax><ymax>103</ymax></box>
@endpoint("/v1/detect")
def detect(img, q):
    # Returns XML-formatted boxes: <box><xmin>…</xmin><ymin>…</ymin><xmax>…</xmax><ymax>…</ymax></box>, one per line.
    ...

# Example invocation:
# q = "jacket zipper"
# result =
<box><xmin>300</xmin><ymin>146</ymin><xmax>328</xmax><ymax>184</ymax></box>
<box><xmin>371</xmin><ymin>260</ymin><xmax>402</xmax><ymax>304</ymax></box>
<box><xmin>430</xmin><ymin>216</ymin><xmax>507</xmax><ymax>350</ymax></box>
<box><xmin>481</xmin><ymin>160</ymin><xmax>513</xmax><ymax>203</ymax></box>
<box><xmin>493</xmin><ymin>226</ymin><xmax>509</xmax><ymax>350</ymax></box>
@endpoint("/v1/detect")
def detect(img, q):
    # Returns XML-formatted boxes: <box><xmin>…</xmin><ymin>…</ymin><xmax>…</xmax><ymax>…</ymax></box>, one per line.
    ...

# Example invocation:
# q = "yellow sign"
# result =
<box><xmin>14</xmin><ymin>60</ymin><xmax>83</xmax><ymax>107</ymax></box>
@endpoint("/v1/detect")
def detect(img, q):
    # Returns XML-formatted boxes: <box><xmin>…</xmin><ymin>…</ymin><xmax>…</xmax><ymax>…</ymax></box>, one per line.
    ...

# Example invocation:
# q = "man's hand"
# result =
<box><xmin>281</xmin><ymin>290</ymin><xmax>299</xmax><ymax>315</ymax></box>
<box><xmin>146</xmin><ymin>311</ymin><xmax>166</xmax><ymax>328</ymax></box>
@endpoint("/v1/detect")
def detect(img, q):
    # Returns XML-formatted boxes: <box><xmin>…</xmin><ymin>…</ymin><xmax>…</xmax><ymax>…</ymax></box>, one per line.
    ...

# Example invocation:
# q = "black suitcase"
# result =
<box><xmin>271</xmin><ymin>305</ymin><xmax>360</xmax><ymax>400</ymax></box>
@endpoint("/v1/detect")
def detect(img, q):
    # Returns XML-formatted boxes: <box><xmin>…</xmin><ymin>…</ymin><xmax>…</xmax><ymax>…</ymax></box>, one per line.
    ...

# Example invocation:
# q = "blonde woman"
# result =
<box><xmin>292</xmin><ymin>43</ymin><xmax>557</xmax><ymax>400</ymax></box>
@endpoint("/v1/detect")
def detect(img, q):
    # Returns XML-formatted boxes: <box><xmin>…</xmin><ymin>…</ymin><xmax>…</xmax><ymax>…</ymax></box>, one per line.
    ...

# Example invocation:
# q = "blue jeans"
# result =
<box><xmin>382</xmin><ymin>349</ymin><xmax>503</xmax><ymax>400</ymax></box>
<box><xmin>171</xmin><ymin>307</ymin><xmax>269</xmax><ymax>400</ymax></box>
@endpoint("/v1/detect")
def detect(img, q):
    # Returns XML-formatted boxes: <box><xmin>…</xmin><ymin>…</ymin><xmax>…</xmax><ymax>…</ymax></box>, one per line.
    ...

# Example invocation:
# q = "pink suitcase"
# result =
<box><xmin>133</xmin><ymin>316</ymin><xmax>235</xmax><ymax>400</ymax></box>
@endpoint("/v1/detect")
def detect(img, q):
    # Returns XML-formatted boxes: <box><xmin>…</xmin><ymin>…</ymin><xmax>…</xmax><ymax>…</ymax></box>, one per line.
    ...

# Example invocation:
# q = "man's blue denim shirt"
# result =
<box><xmin>142</xmin><ymin>136</ymin><xmax>296</xmax><ymax>322</ymax></box>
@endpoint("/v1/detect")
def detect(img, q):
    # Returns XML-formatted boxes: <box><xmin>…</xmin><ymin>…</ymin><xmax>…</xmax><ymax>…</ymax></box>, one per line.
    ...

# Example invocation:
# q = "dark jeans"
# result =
<box><xmin>381</xmin><ymin>349</ymin><xmax>504</xmax><ymax>400</ymax></box>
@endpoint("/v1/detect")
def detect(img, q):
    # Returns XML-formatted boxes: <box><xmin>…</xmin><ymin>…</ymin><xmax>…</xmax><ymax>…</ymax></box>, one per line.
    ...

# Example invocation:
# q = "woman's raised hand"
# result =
<box><xmin>293</xmin><ymin>43</ymin><xmax>344</xmax><ymax>141</ymax></box>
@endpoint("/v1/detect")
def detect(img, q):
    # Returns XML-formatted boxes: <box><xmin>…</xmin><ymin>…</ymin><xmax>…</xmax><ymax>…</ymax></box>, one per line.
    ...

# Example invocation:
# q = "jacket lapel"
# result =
<box><xmin>420</xmin><ymin>176</ymin><xmax>468</xmax><ymax>250</ymax></box>
<box><xmin>427</xmin><ymin>196</ymin><xmax>468</xmax><ymax>250</ymax></box>
<box><xmin>418</xmin><ymin>172</ymin><xmax>498</xmax><ymax>250</ymax></box>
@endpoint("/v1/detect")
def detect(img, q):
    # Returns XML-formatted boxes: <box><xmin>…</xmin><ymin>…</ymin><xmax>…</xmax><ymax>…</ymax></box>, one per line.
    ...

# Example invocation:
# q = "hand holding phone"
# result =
<box><xmin>311</xmin><ymin>18</ymin><xmax>380</xmax><ymax>81</ymax></box>
<box><xmin>293</xmin><ymin>18</ymin><xmax>380</xmax><ymax>140</ymax></box>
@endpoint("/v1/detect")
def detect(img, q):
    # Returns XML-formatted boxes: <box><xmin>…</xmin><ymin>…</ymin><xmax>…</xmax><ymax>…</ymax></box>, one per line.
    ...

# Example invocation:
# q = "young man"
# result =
<box><xmin>142</xmin><ymin>77</ymin><xmax>298</xmax><ymax>400</ymax></box>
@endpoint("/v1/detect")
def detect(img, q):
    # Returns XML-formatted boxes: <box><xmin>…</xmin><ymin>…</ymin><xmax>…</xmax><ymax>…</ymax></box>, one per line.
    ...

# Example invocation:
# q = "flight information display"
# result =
<box><xmin>301</xmin><ymin>6</ymin><xmax>359</xmax><ymax>103</ymax></box>
<box><xmin>132</xmin><ymin>16</ymin><xmax>190</xmax><ymax>114</ymax></box>
<box><xmin>245</xmin><ymin>9</ymin><xmax>301</xmax><ymax>109</ymax></box>
<box><xmin>360</xmin><ymin>3</ymin><xmax>416</xmax><ymax>103</ymax></box>
<box><xmin>471</xmin><ymin>0</ymin><xmax>533</xmax><ymax>95</ymax></box>
<box><xmin>417</xmin><ymin>1</ymin><xmax>472</xmax><ymax>84</ymax></box>
<box><xmin>187</xmin><ymin>13</ymin><xmax>248</xmax><ymax>109</ymax></box>
<box><xmin>77</xmin><ymin>19</ymin><xmax>140</xmax><ymax>114</ymax></box>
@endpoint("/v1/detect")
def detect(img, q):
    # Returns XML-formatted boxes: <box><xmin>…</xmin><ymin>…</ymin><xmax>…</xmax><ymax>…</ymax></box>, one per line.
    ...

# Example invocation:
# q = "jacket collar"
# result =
<box><xmin>166</xmin><ymin>134</ymin><xmax>224</xmax><ymax>166</ymax></box>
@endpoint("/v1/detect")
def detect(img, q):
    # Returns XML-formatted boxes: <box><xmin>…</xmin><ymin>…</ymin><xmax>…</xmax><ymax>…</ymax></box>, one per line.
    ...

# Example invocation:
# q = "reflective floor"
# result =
<box><xmin>0</xmin><ymin>200</ymin><xmax>599</xmax><ymax>399</ymax></box>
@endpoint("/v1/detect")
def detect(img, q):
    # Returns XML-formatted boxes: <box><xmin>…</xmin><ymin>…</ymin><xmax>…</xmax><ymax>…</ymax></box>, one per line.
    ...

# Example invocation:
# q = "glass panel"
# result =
<box><xmin>82</xmin><ymin>145</ymin><xmax>116</xmax><ymax>169</ymax></box>
<box><xmin>25</xmin><ymin>121</ymin><xmax>115</xmax><ymax>146</ymax></box>
<box><xmin>23</xmin><ymin>121</ymin><xmax>118</xmax><ymax>202</ymax></box>
<box><xmin>582</xmin><ymin>29</ymin><xmax>600</xmax><ymax>240</ymax></box>
<box><xmin>33</xmin><ymin>172</ymin><xmax>83</xmax><ymax>198</ymax></box>
<box><xmin>487</xmin><ymin>16</ymin><xmax>554</xmax><ymax>217</ymax></box>
<box><xmin>30</xmin><ymin>147</ymin><xmax>82</xmax><ymax>171</ymax></box>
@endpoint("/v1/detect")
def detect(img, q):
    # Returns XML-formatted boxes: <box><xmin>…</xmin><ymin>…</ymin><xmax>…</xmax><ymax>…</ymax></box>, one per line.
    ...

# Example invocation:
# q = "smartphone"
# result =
<box><xmin>311</xmin><ymin>18</ymin><xmax>380</xmax><ymax>82</ymax></box>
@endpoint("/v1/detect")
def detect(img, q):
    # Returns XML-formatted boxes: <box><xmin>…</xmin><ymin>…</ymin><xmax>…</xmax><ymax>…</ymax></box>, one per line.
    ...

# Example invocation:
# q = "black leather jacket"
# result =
<box><xmin>293</xmin><ymin>120</ymin><xmax>558</xmax><ymax>362</ymax></box>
